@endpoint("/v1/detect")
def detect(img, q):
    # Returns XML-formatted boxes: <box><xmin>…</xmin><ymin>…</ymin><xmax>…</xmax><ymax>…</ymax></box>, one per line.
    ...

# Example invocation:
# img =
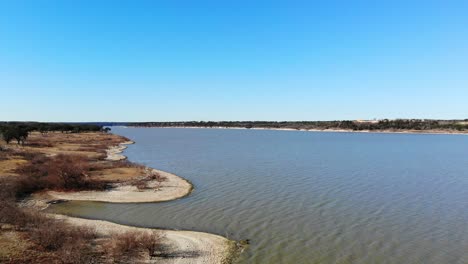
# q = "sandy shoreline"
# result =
<box><xmin>47</xmin><ymin>168</ymin><xmax>193</xmax><ymax>203</ymax></box>
<box><xmin>106</xmin><ymin>140</ymin><xmax>134</xmax><ymax>161</ymax></box>
<box><xmin>25</xmin><ymin>138</ymin><xmax>236</xmax><ymax>264</ymax></box>
<box><xmin>54</xmin><ymin>214</ymin><xmax>235</xmax><ymax>264</ymax></box>
<box><xmin>129</xmin><ymin>126</ymin><xmax>468</xmax><ymax>136</ymax></box>
<box><xmin>45</xmin><ymin>140</ymin><xmax>192</xmax><ymax>203</ymax></box>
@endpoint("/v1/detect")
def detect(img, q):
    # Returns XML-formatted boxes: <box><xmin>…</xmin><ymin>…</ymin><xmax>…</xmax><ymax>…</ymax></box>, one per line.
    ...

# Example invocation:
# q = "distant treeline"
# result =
<box><xmin>0</xmin><ymin>122</ymin><xmax>107</xmax><ymax>145</ymax></box>
<box><xmin>126</xmin><ymin>119</ymin><xmax>468</xmax><ymax>131</ymax></box>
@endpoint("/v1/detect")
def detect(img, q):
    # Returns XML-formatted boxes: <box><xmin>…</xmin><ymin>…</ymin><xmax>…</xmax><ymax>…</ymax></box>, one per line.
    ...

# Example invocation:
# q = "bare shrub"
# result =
<box><xmin>57</xmin><ymin>240</ymin><xmax>96</xmax><ymax>264</ymax></box>
<box><xmin>109</xmin><ymin>230</ymin><xmax>163</xmax><ymax>260</ymax></box>
<box><xmin>0</xmin><ymin>200</ymin><xmax>26</xmax><ymax>227</ymax></box>
<box><xmin>29</xmin><ymin>220</ymin><xmax>72</xmax><ymax>250</ymax></box>
<box><xmin>73</xmin><ymin>225</ymin><xmax>98</xmax><ymax>240</ymax></box>
<box><xmin>16</xmin><ymin>175</ymin><xmax>44</xmax><ymax>198</ymax></box>
<box><xmin>0</xmin><ymin>178</ymin><xmax>28</xmax><ymax>227</ymax></box>
<box><xmin>0</xmin><ymin>177</ymin><xmax>17</xmax><ymax>201</ymax></box>
<box><xmin>55</xmin><ymin>225</ymin><xmax>99</xmax><ymax>263</ymax></box>
<box><xmin>112</xmin><ymin>160</ymin><xmax>146</xmax><ymax>169</ymax></box>
<box><xmin>110</xmin><ymin>231</ymin><xmax>142</xmax><ymax>258</ymax></box>
<box><xmin>148</xmin><ymin>170</ymin><xmax>167</xmax><ymax>190</ymax></box>
<box><xmin>130</xmin><ymin>170</ymin><xmax>168</xmax><ymax>191</ymax></box>
<box><xmin>14</xmin><ymin>154</ymin><xmax>107</xmax><ymax>194</ymax></box>
<box><xmin>147</xmin><ymin>170</ymin><xmax>165</xmax><ymax>181</ymax></box>
<box><xmin>138</xmin><ymin>231</ymin><xmax>164</xmax><ymax>257</ymax></box>
<box><xmin>30</xmin><ymin>220</ymin><xmax>97</xmax><ymax>252</ymax></box>
<box><xmin>134</xmin><ymin>179</ymin><xmax>149</xmax><ymax>190</ymax></box>
<box><xmin>23</xmin><ymin>210</ymin><xmax>50</xmax><ymax>229</ymax></box>
<box><xmin>46</xmin><ymin>154</ymin><xmax>89</xmax><ymax>190</ymax></box>
<box><xmin>15</xmin><ymin>155</ymin><xmax>49</xmax><ymax>178</ymax></box>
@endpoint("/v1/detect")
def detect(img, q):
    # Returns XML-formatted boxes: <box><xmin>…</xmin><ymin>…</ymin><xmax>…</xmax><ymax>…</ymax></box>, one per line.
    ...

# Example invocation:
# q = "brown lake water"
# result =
<box><xmin>51</xmin><ymin>127</ymin><xmax>468</xmax><ymax>263</ymax></box>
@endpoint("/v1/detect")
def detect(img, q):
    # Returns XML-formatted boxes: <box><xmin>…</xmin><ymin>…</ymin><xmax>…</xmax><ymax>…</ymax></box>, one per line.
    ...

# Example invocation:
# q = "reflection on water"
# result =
<box><xmin>51</xmin><ymin>128</ymin><xmax>468</xmax><ymax>264</ymax></box>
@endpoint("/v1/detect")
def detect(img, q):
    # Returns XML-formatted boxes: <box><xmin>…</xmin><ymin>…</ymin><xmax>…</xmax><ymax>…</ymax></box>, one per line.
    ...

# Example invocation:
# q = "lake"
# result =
<box><xmin>51</xmin><ymin>127</ymin><xmax>468</xmax><ymax>263</ymax></box>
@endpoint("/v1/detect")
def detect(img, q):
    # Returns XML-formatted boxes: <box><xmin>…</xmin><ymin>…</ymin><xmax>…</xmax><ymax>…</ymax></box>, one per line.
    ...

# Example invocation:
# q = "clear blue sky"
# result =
<box><xmin>1</xmin><ymin>1</ymin><xmax>467</xmax><ymax>122</ymax></box>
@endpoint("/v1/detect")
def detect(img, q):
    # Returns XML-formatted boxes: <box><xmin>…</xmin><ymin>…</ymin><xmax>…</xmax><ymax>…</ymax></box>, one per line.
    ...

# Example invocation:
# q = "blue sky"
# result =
<box><xmin>1</xmin><ymin>1</ymin><xmax>467</xmax><ymax>121</ymax></box>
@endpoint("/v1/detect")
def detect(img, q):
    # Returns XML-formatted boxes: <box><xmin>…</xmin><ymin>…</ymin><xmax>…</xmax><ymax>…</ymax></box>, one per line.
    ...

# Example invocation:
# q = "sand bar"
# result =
<box><xmin>47</xmin><ymin>168</ymin><xmax>192</xmax><ymax>203</ymax></box>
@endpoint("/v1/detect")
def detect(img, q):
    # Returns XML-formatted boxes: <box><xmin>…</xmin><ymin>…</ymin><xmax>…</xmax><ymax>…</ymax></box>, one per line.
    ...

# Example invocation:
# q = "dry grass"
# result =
<box><xmin>0</xmin><ymin>132</ymin><xmax>169</xmax><ymax>263</ymax></box>
<box><xmin>91</xmin><ymin>167</ymin><xmax>145</xmax><ymax>182</ymax></box>
<box><xmin>8</xmin><ymin>132</ymin><xmax>129</xmax><ymax>160</ymax></box>
<box><xmin>2</xmin><ymin>132</ymin><xmax>140</xmax><ymax>184</ymax></box>
<box><xmin>0</xmin><ymin>230</ymin><xmax>40</xmax><ymax>263</ymax></box>
<box><xmin>0</xmin><ymin>159</ymin><xmax>28</xmax><ymax>177</ymax></box>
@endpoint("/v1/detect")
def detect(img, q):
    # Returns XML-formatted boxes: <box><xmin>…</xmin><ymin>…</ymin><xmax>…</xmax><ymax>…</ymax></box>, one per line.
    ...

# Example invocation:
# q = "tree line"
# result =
<box><xmin>126</xmin><ymin>119</ymin><xmax>468</xmax><ymax>131</ymax></box>
<box><xmin>0</xmin><ymin>122</ymin><xmax>109</xmax><ymax>145</ymax></box>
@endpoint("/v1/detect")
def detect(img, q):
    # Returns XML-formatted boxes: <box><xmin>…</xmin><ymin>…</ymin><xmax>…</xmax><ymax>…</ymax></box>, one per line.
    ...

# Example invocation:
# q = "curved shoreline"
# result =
<box><xmin>105</xmin><ymin>140</ymin><xmax>134</xmax><ymax>161</ymax></box>
<box><xmin>54</xmin><ymin>214</ymin><xmax>237</xmax><ymax>264</ymax></box>
<box><xmin>45</xmin><ymin>140</ymin><xmax>193</xmax><ymax>203</ymax></box>
<box><xmin>46</xmin><ymin>168</ymin><xmax>193</xmax><ymax>203</ymax></box>
<box><xmin>30</xmin><ymin>138</ymin><xmax>238</xmax><ymax>264</ymax></box>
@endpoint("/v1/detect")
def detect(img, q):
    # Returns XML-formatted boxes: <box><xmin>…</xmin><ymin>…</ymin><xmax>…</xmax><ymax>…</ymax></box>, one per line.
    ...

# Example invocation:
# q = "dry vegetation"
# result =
<box><xmin>0</xmin><ymin>184</ymin><xmax>164</xmax><ymax>263</ymax></box>
<box><xmin>132</xmin><ymin>170</ymin><xmax>168</xmax><ymax>190</ymax></box>
<box><xmin>0</xmin><ymin>131</ymin><xmax>168</xmax><ymax>263</ymax></box>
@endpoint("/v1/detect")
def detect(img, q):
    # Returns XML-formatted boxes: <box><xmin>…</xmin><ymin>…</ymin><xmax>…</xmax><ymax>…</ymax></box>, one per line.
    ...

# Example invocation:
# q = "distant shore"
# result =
<box><xmin>127</xmin><ymin>126</ymin><xmax>468</xmax><ymax>136</ymax></box>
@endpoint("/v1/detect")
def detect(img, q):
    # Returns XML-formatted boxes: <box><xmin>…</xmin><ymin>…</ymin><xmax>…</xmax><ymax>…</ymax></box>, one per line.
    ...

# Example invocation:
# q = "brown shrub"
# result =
<box><xmin>15</xmin><ymin>154</ymin><xmax>49</xmax><ymax>177</ymax></box>
<box><xmin>148</xmin><ymin>171</ymin><xmax>167</xmax><ymax>183</ymax></box>
<box><xmin>131</xmin><ymin>170</ymin><xmax>168</xmax><ymax>191</ymax></box>
<box><xmin>109</xmin><ymin>230</ymin><xmax>163</xmax><ymax>259</ymax></box>
<box><xmin>30</xmin><ymin>220</ymin><xmax>97</xmax><ymax>251</ymax></box>
<box><xmin>0</xmin><ymin>177</ymin><xmax>17</xmax><ymax>200</ymax></box>
<box><xmin>112</xmin><ymin>160</ymin><xmax>146</xmax><ymax>169</ymax></box>
<box><xmin>0</xmin><ymin>200</ymin><xmax>26</xmax><ymax>227</ymax></box>
<box><xmin>23</xmin><ymin>210</ymin><xmax>51</xmax><ymax>229</ymax></box>
<box><xmin>110</xmin><ymin>231</ymin><xmax>142</xmax><ymax>258</ymax></box>
<box><xmin>56</xmin><ymin>241</ymin><xmax>96</xmax><ymax>264</ymax></box>
<box><xmin>0</xmin><ymin>178</ymin><xmax>28</xmax><ymax>227</ymax></box>
<box><xmin>134</xmin><ymin>179</ymin><xmax>149</xmax><ymax>190</ymax></box>
<box><xmin>30</xmin><ymin>221</ymin><xmax>70</xmax><ymax>250</ymax></box>
<box><xmin>45</xmin><ymin>154</ymin><xmax>89</xmax><ymax>190</ymax></box>
<box><xmin>138</xmin><ymin>231</ymin><xmax>163</xmax><ymax>257</ymax></box>
<box><xmin>16</xmin><ymin>175</ymin><xmax>45</xmax><ymax>197</ymax></box>
<box><xmin>14</xmin><ymin>154</ymin><xmax>108</xmax><ymax>194</ymax></box>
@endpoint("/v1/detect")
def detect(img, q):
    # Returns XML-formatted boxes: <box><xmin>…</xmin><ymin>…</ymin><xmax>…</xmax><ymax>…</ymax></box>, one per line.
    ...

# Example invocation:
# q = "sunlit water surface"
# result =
<box><xmin>51</xmin><ymin>127</ymin><xmax>468</xmax><ymax>263</ymax></box>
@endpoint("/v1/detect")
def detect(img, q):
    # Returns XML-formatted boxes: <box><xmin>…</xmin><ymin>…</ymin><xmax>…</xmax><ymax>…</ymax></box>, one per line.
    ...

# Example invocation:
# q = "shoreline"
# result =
<box><xmin>105</xmin><ymin>140</ymin><xmax>134</xmax><ymax>161</ymax></box>
<box><xmin>43</xmin><ymin>141</ymin><xmax>193</xmax><ymax>203</ymax></box>
<box><xmin>127</xmin><ymin>126</ymin><xmax>468</xmax><ymax>136</ymax></box>
<box><xmin>54</xmin><ymin>214</ymin><xmax>237</xmax><ymax>264</ymax></box>
<box><xmin>25</xmin><ymin>136</ymin><xmax>238</xmax><ymax>264</ymax></box>
<box><xmin>45</xmin><ymin>168</ymin><xmax>193</xmax><ymax>203</ymax></box>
